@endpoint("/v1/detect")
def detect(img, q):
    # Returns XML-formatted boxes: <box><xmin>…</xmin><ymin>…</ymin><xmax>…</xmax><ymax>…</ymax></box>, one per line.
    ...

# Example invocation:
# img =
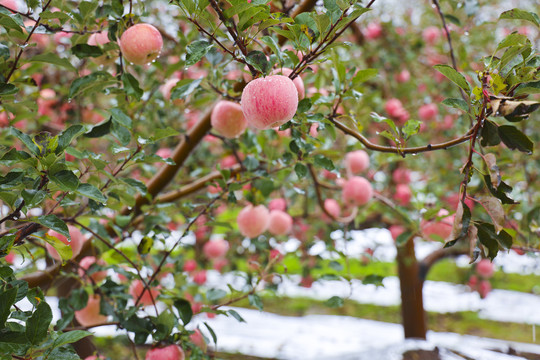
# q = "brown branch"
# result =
<box><xmin>330</xmin><ymin>116</ymin><xmax>474</xmax><ymax>155</ymax></box>
<box><xmin>418</xmin><ymin>244</ymin><xmax>468</xmax><ymax>281</ymax></box>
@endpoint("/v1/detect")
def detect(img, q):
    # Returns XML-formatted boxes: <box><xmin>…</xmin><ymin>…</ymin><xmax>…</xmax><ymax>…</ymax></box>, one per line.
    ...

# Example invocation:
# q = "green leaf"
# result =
<box><xmin>137</xmin><ymin>236</ymin><xmax>153</xmax><ymax>255</ymax></box>
<box><xmin>76</xmin><ymin>183</ymin><xmax>107</xmax><ymax>203</ymax></box>
<box><xmin>497</xmin><ymin>125</ymin><xmax>533</xmax><ymax>153</ymax></box>
<box><xmin>363</xmin><ymin>274</ymin><xmax>385</xmax><ymax>286</ymax></box>
<box><xmin>499</xmin><ymin>8</ymin><xmax>539</xmax><ymax>28</ymax></box>
<box><xmin>248</xmin><ymin>294</ymin><xmax>263</xmax><ymax>310</ymax></box>
<box><xmin>21</xmin><ymin>189</ymin><xmax>46</xmax><ymax>207</ymax></box>
<box><xmin>122</xmin><ymin>73</ymin><xmax>143</xmax><ymax>100</ymax></box>
<box><xmin>203</xmin><ymin>322</ymin><xmax>217</xmax><ymax>344</ymax></box>
<box><xmin>433</xmin><ymin>65</ymin><xmax>471</xmax><ymax>92</ymax></box>
<box><xmin>56</xmin><ymin>125</ymin><xmax>85</xmax><ymax>153</ymax></box>
<box><xmin>110</xmin><ymin>108</ymin><xmax>132</xmax><ymax>129</ymax></box>
<box><xmin>294</xmin><ymin>163</ymin><xmax>308</xmax><ymax>178</ymax></box>
<box><xmin>402</xmin><ymin>120</ymin><xmax>421</xmax><ymax>140</ymax></box>
<box><xmin>483</xmin><ymin>175</ymin><xmax>516</xmax><ymax>205</ymax></box>
<box><xmin>42</xmin><ymin>233</ymin><xmax>72</xmax><ymax>261</ymax></box>
<box><xmin>170</xmin><ymin>78</ymin><xmax>203</xmax><ymax>100</ymax></box>
<box><xmin>245</xmin><ymin>50</ymin><xmax>270</xmax><ymax>74</ymax></box>
<box><xmin>0</xmin><ymin>287</ymin><xmax>17</xmax><ymax>328</ymax></box>
<box><xmin>324</xmin><ymin>296</ymin><xmax>344</xmax><ymax>308</ymax></box>
<box><xmin>252</xmin><ymin>178</ymin><xmax>274</xmax><ymax>197</ymax></box>
<box><xmin>442</xmin><ymin>98</ymin><xmax>469</xmax><ymax>112</ymax></box>
<box><xmin>352</xmin><ymin>68</ymin><xmax>378</xmax><ymax>87</ymax></box>
<box><xmin>26</xmin><ymin>301</ymin><xmax>52</xmax><ymax>345</ymax></box>
<box><xmin>29</xmin><ymin>53</ymin><xmax>76</xmax><ymax>72</ymax></box>
<box><xmin>71</xmin><ymin>44</ymin><xmax>104</xmax><ymax>58</ymax></box>
<box><xmin>50</xmin><ymin>170</ymin><xmax>80</xmax><ymax>192</ymax></box>
<box><xmin>313</xmin><ymin>154</ymin><xmax>334</xmax><ymax>170</ymax></box>
<box><xmin>36</xmin><ymin>215</ymin><xmax>70</xmax><ymax>239</ymax></box>
<box><xmin>0</xmin><ymin>83</ymin><xmax>18</xmax><ymax>96</ymax></box>
<box><xmin>51</xmin><ymin>330</ymin><xmax>92</xmax><ymax>348</ymax></box>
<box><xmin>111</xmin><ymin>121</ymin><xmax>131</xmax><ymax>146</ymax></box>
<box><xmin>174</xmin><ymin>298</ymin><xmax>193</xmax><ymax>325</ymax></box>
<box><xmin>480</xmin><ymin>120</ymin><xmax>501</xmax><ymax>147</ymax></box>
<box><xmin>69</xmin><ymin>71</ymin><xmax>117</xmax><ymax>99</ymax></box>
<box><xmin>84</xmin><ymin>119</ymin><xmax>112</xmax><ymax>138</ymax></box>
<box><xmin>9</xmin><ymin>128</ymin><xmax>39</xmax><ymax>156</ymax></box>
<box><xmin>514</xmin><ymin>80</ymin><xmax>540</xmax><ymax>95</ymax></box>
<box><xmin>185</xmin><ymin>40</ymin><xmax>214</xmax><ymax>67</ymax></box>
<box><xmin>227</xmin><ymin>309</ymin><xmax>246</xmax><ymax>322</ymax></box>
<box><xmin>206</xmin><ymin>289</ymin><xmax>227</xmax><ymax>302</ymax></box>
<box><xmin>0</xmin><ymin>43</ymin><xmax>9</xmax><ymax>60</ymax></box>
<box><xmin>0</xmin><ymin>330</ymin><xmax>30</xmax><ymax>355</ymax></box>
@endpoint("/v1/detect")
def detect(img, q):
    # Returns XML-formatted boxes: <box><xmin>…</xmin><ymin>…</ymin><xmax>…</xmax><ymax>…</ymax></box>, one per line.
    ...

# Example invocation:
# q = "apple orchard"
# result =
<box><xmin>0</xmin><ymin>0</ymin><xmax>539</xmax><ymax>359</ymax></box>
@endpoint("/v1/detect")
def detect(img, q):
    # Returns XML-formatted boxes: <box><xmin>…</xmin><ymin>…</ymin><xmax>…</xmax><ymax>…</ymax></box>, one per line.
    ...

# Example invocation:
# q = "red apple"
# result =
<box><xmin>268</xmin><ymin>198</ymin><xmax>287</xmax><ymax>212</ymax></box>
<box><xmin>418</xmin><ymin>103</ymin><xmax>438</xmax><ymax>121</ymax></box>
<box><xmin>211</xmin><ymin>100</ymin><xmax>248</xmax><ymax>138</ymax></box>
<box><xmin>267</xmin><ymin>210</ymin><xmax>293</xmax><ymax>235</ymax></box>
<box><xmin>203</xmin><ymin>238</ymin><xmax>229</xmax><ymax>259</ymax></box>
<box><xmin>129</xmin><ymin>279</ymin><xmax>160</xmax><ymax>306</ymax></box>
<box><xmin>237</xmin><ymin>204</ymin><xmax>269</xmax><ymax>238</ymax></box>
<box><xmin>145</xmin><ymin>345</ymin><xmax>185</xmax><ymax>360</ymax></box>
<box><xmin>45</xmin><ymin>226</ymin><xmax>84</xmax><ymax>261</ymax></box>
<box><xmin>476</xmin><ymin>259</ymin><xmax>494</xmax><ymax>279</ymax></box>
<box><xmin>75</xmin><ymin>294</ymin><xmax>108</xmax><ymax>327</ymax></box>
<box><xmin>342</xmin><ymin>177</ymin><xmax>373</xmax><ymax>206</ymax></box>
<box><xmin>345</xmin><ymin>150</ymin><xmax>370</xmax><ymax>175</ymax></box>
<box><xmin>271</xmin><ymin>68</ymin><xmax>305</xmax><ymax>100</ymax></box>
<box><xmin>78</xmin><ymin>256</ymin><xmax>107</xmax><ymax>282</ymax></box>
<box><xmin>119</xmin><ymin>23</ymin><xmax>163</xmax><ymax>65</ymax></box>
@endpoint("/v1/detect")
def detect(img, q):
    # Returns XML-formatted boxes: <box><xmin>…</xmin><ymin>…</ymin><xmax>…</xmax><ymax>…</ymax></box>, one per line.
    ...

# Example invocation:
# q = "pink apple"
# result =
<box><xmin>75</xmin><ymin>294</ymin><xmax>108</xmax><ymax>327</ymax></box>
<box><xmin>190</xmin><ymin>329</ymin><xmax>207</xmax><ymax>351</ymax></box>
<box><xmin>268</xmin><ymin>198</ymin><xmax>287</xmax><ymax>212</ymax></box>
<box><xmin>395</xmin><ymin>69</ymin><xmax>410</xmax><ymax>83</ymax></box>
<box><xmin>88</xmin><ymin>31</ymin><xmax>110</xmax><ymax>46</ymax></box>
<box><xmin>468</xmin><ymin>274</ymin><xmax>478</xmax><ymax>289</ymax></box>
<box><xmin>160</xmin><ymin>78</ymin><xmax>180</xmax><ymax>101</ymax></box>
<box><xmin>345</xmin><ymin>150</ymin><xmax>370</xmax><ymax>175</ymax></box>
<box><xmin>237</xmin><ymin>204</ymin><xmax>270</xmax><ymax>238</ymax></box>
<box><xmin>0</xmin><ymin>0</ymin><xmax>18</xmax><ymax>12</ymax></box>
<box><xmin>119</xmin><ymin>23</ymin><xmax>163</xmax><ymax>65</ymax></box>
<box><xmin>394</xmin><ymin>184</ymin><xmax>412</xmax><ymax>206</ymax></box>
<box><xmin>212</xmin><ymin>257</ymin><xmax>228</xmax><ymax>272</ymax></box>
<box><xmin>324</xmin><ymin>199</ymin><xmax>341</xmax><ymax>219</ymax></box>
<box><xmin>145</xmin><ymin>345</ymin><xmax>185</xmax><ymax>360</ymax></box>
<box><xmin>156</xmin><ymin>147</ymin><xmax>172</xmax><ymax>160</ymax></box>
<box><xmin>203</xmin><ymin>238</ymin><xmax>229</xmax><ymax>259</ymax></box>
<box><xmin>271</xmin><ymin>68</ymin><xmax>305</xmax><ymax>100</ymax></box>
<box><xmin>478</xmin><ymin>280</ymin><xmax>491</xmax><ymax>299</ymax></box>
<box><xmin>211</xmin><ymin>100</ymin><xmax>248</xmax><ymax>138</ymax></box>
<box><xmin>389</xmin><ymin>225</ymin><xmax>405</xmax><ymax>241</ymax></box>
<box><xmin>418</xmin><ymin>103</ymin><xmax>438</xmax><ymax>121</ymax></box>
<box><xmin>342</xmin><ymin>177</ymin><xmax>373</xmax><ymax>206</ymax></box>
<box><xmin>129</xmin><ymin>279</ymin><xmax>160</xmax><ymax>306</ymax></box>
<box><xmin>420</xmin><ymin>209</ymin><xmax>455</xmax><ymax>241</ymax></box>
<box><xmin>385</xmin><ymin>98</ymin><xmax>407</xmax><ymax>119</ymax></box>
<box><xmin>269</xmin><ymin>249</ymin><xmax>283</xmax><ymax>262</ymax></box>
<box><xmin>4</xmin><ymin>251</ymin><xmax>15</xmax><ymax>264</ymax></box>
<box><xmin>476</xmin><ymin>259</ymin><xmax>494</xmax><ymax>279</ymax></box>
<box><xmin>422</xmin><ymin>26</ymin><xmax>441</xmax><ymax>45</ymax></box>
<box><xmin>78</xmin><ymin>256</ymin><xmax>107</xmax><ymax>282</ymax></box>
<box><xmin>45</xmin><ymin>226</ymin><xmax>84</xmax><ymax>261</ymax></box>
<box><xmin>364</xmin><ymin>22</ymin><xmax>383</xmax><ymax>40</ymax></box>
<box><xmin>241</xmin><ymin>75</ymin><xmax>298</xmax><ymax>130</ymax></box>
<box><xmin>392</xmin><ymin>168</ymin><xmax>411</xmax><ymax>184</ymax></box>
<box><xmin>267</xmin><ymin>210</ymin><xmax>293</xmax><ymax>235</ymax></box>
<box><xmin>192</xmin><ymin>270</ymin><xmax>207</xmax><ymax>285</ymax></box>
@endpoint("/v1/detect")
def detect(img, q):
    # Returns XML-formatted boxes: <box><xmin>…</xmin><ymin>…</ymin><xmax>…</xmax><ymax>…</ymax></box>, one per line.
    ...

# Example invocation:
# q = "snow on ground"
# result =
<box><xmin>189</xmin><ymin>307</ymin><xmax>540</xmax><ymax>360</ymax></box>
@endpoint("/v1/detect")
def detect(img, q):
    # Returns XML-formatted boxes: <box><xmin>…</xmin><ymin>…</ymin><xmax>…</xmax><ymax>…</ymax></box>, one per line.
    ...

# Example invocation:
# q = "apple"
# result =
<box><xmin>394</xmin><ymin>184</ymin><xmax>412</xmax><ymax>206</ymax></box>
<box><xmin>88</xmin><ymin>31</ymin><xmax>109</xmax><ymax>46</ymax></box>
<box><xmin>45</xmin><ymin>226</ymin><xmax>84</xmax><ymax>261</ymax></box>
<box><xmin>129</xmin><ymin>279</ymin><xmax>160</xmax><ymax>306</ymax></box>
<box><xmin>478</xmin><ymin>280</ymin><xmax>491</xmax><ymax>299</ymax></box>
<box><xmin>420</xmin><ymin>209</ymin><xmax>455</xmax><ymax>241</ymax></box>
<box><xmin>476</xmin><ymin>259</ymin><xmax>494</xmax><ymax>279</ymax></box>
<box><xmin>192</xmin><ymin>270</ymin><xmax>207</xmax><ymax>285</ymax></box>
<box><xmin>422</xmin><ymin>26</ymin><xmax>441</xmax><ymax>45</ymax></box>
<box><xmin>78</xmin><ymin>256</ymin><xmax>107</xmax><ymax>282</ymax></box>
<box><xmin>271</xmin><ymin>68</ymin><xmax>305</xmax><ymax>100</ymax></box>
<box><xmin>203</xmin><ymin>238</ymin><xmax>229</xmax><ymax>259</ymax></box>
<box><xmin>267</xmin><ymin>210</ymin><xmax>293</xmax><ymax>235</ymax></box>
<box><xmin>211</xmin><ymin>100</ymin><xmax>248</xmax><ymax>138</ymax></box>
<box><xmin>268</xmin><ymin>198</ymin><xmax>287</xmax><ymax>212</ymax></box>
<box><xmin>237</xmin><ymin>204</ymin><xmax>269</xmax><ymax>238</ymax></box>
<box><xmin>342</xmin><ymin>177</ymin><xmax>373</xmax><ymax>206</ymax></box>
<box><xmin>75</xmin><ymin>294</ymin><xmax>108</xmax><ymax>327</ymax></box>
<box><xmin>392</xmin><ymin>168</ymin><xmax>411</xmax><ymax>184</ymax></box>
<box><xmin>364</xmin><ymin>22</ymin><xmax>383</xmax><ymax>40</ymax></box>
<box><xmin>396</xmin><ymin>69</ymin><xmax>411</xmax><ymax>83</ymax></box>
<box><xmin>119</xmin><ymin>23</ymin><xmax>163</xmax><ymax>65</ymax></box>
<box><xmin>241</xmin><ymin>75</ymin><xmax>298</xmax><ymax>130</ymax></box>
<box><xmin>345</xmin><ymin>150</ymin><xmax>370</xmax><ymax>175</ymax></box>
<box><xmin>324</xmin><ymin>199</ymin><xmax>341</xmax><ymax>219</ymax></box>
<box><xmin>389</xmin><ymin>225</ymin><xmax>405</xmax><ymax>241</ymax></box>
<box><xmin>190</xmin><ymin>329</ymin><xmax>207</xmax><ymax>352</ymax></box>
<box><xmin>145</xmin><ymin>345</ymin><xmax>185</xmax><ymax>360</ymax></box>
<box><xmin>418</xmin><ymin>103</ymin><xmax>438</xmax><ymax>121</ymax></box>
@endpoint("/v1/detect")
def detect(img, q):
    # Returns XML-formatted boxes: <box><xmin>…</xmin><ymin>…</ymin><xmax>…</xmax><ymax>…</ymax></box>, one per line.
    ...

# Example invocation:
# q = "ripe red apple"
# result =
<box><xmin>237</xmin><ymin>204</ymin><xmax>269</xmax><ymax>238</ymax></box>
<box><xmin>241</xmin><ymin>75</ymin><xmax>298</xmax><ymax>130</ymax></box>
<box><xmin>203</xmin><ymin>238</ymin><xmax>229</xmax><ymax>259</ymax></box>
<box><xmin>0</xmin><ymin>0</ymin><xmax>19</xmax><ymax>12</ymax></box>
<box><xmin>267</xmin><ymin>210</ymin><xmax>293</xmax><ymax>235</ymax></box>
<box><xmin>476</xmin><ymin>259</ymin><xmax>494</xmax><ymax>279</ymax></box>
<box><xmin>45</xmin><ymin>226</ymin><xmax>84</xmax><ymax>261</ymax></box>
<box><xmin>192</xmin><ymin>270</ymin><xmax>207</xmax><ymax>285</ymax></box>
<box><xmin>389</xmin><ymin>225</ymin><xmax>405</xmax><ymax>241</ymax></box>
<box><xmin>190</xmin><ymin>329</ymin><xmax>207</xmax><ymax>352</ymax></box>
<box><xmin>394</xmin><ymin>184</ymin><xmax>412</xmax><ymax>206</ymax></box>
<box><xmin>211</xmin><ymin>100</ymin><xmax>248</xmax><ymax>138</ymax></box>
<box><xmin>422</xmin><ymin>26</ymin><xmax>441</xmax><ymax>45</ymax></box>
<box><xmin>145</xmin><ymin>345</ymin><xmax>185</xmax><ymax>360</ymax></box>
<box><xmin>478</xmin><ymin>280</ymin><xmax>491</xmax><ymax>299</ymax></box>
<box><xmin>395</xmin><ymin>69</ymin><xmax>410</xmax><ymax>83</ymax></box>
<box><xmin>324</xmin><ymin>199</ymin><xmax>341</xmax><ymax>219</ymax></box>
<box><xmin>88</xmin><ymin>31</ymin><xmax>109</xmax><ymax>46</ymax></box>
<box><xmin>268</xmin><ymin>198</ymin><xmax>287</xmax><ymax>212</ymax></box>
<box><xmin>468</xmin><ymin>274</ymin><xmax>478</xmax><ymax>289</ymax></box>
<box><xmin>420</xmin><ymin>209</ymin><xmax>455</xmax><ymax>241</ymax></box>
<box><xmin>345</xmin><ymin>150</ymin><xmax>370</xmax><ymax>175</ymax></box>
<box><xmin>78</xmin><ymin>256</ymin><xmax>107</xmax><ymax>282</ymax></box>
<box><xmin>4</xmin><ymin>251</ymin><xmax>15</xmax><ymax>264</ymax></box>
<box><xmin>342</xmin><ymin>177</ymin><xmax>373</xmax><ymax>206</ymax></box>
<box><xmin>392</xmin><ymin>168</ymin><xmax>411</xmax><ymax>184</ymax></box>
<box><xmin>418</xmin><ymin>103</ymin><xmax>438</xmax><ymax>121</ymax></box>
<box><xmin>271</xmin><ymin>68</ymin><xmax>305</xmax><ymax>100</ymax></box>
<box><xmin>129</xmin><ymin>279</ymin><xmax>160</xmax><ymax>306</ymax></box>
<box><xmin>364</xmin><ymin>22</ymin><xmax>383</xmax><ymax>40</ymax></box>
<box><xmin>119</xmin><ymin>23</ymin><xmax>163</xmax><ymax>65</ymax></box>
<box><xmin>75</xmin><ymin>294</ymin><xmax>108</xmax><ymax>327</ymax></box>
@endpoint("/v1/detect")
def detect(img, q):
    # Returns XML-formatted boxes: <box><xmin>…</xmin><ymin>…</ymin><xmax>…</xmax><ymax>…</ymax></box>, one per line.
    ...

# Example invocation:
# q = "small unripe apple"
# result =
<box><xmin>267</xmin><ymin>210</ymin><xmax>293</xmax><ymax>235</ymax></box>
<box><xmin>119</xmin><ymin>23</ymin><xmax>163</xmax><ymax>65</ymax></box>
<box><xmin>129</xmin><ymin>279</ymin><xmax>160</xmax><ymax>306</ymax></box>
<box><xmin>211</xmin><ymin>100</ymin><xmax>248</xmax><ymax>139</ymax></box>
<box><xmin>271</xmin><ymin>68</ymin><xmax>305</xmax><ymax>100</ymax></box>
<box><xmin>78</xmin><ymin>256</ymin><xmax>107</xmax><ymax>282</ymax></box>
<box><xmin>241</xmin><ymin>75</ymin><xmax>298</xmax><ymax>130</ymax></box>
<box><xmin>476</xmin><ymin>259</ymin><xmax>494</xmax><ymax>279</ymax></box>
<box><xmin>418</xmin><ymin>103</ymin><xmax>438</xmax><ymax>121</ymax></box>
<box><xmin>145</xmin><ymin>345</ymin><xmax>185</xmax><ymax>360</ymax></box>
<box><xmin>45</xmin><ymin>226</ymin><xmax>84</xmax><ymax>261</ymax></box>
<box><xmin>344</xmin><ymin>150</ymin><xmax>370</xmax><ymax>175</ymax></box>
<box><xmin>268</xmin><ymin>198</ymin><xmax>287</xmax><ymax>212</ymax></box>
<box><xmin>342</xmin><ymin>177</ymin><xmax>373</xmax><ymax>206</ymax></box>
<box><xmin>75</xmin><ymin>294</ymin><xmax>108</xmax><ymax>327</ymax></box>
<box><xmin>237</xmin><ymin>204</ymin><xmax>270</xmax><ymax>238</ymax></box>
<box><xmin>203</xmin><ymin>238</ymin><xmax>229</xmax><ymax>259</ymax></box>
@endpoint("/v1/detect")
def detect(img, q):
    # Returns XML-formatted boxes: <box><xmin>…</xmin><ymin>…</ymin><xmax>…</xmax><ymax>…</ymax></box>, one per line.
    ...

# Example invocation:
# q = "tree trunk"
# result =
<box><xmin>396</xmin><ymin>236</ymin><xmax>427</xmax><ymax>339</ymax></box>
